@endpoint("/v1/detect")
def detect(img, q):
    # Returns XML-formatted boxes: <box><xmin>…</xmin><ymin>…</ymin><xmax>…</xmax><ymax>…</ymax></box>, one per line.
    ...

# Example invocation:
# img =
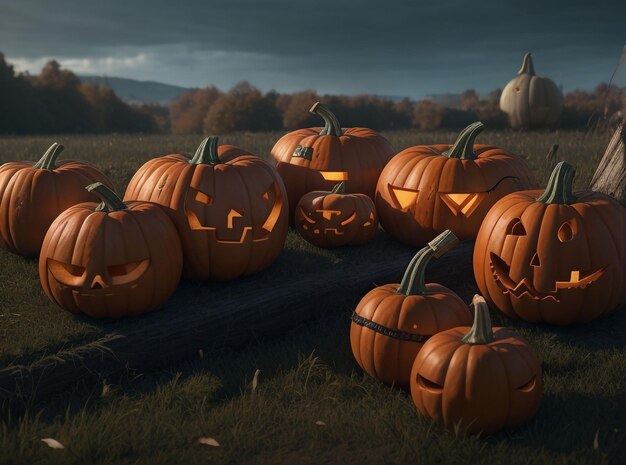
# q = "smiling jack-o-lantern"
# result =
<box><xmin>350</xmin><ymin>230</ymin><xmax>472</xmax><ymax>388</ymax></box>
<box><xmin>410</xmin><ymin>295</ymin><xmax>543</xmax><ymax>435</ymax></box>
<box><xmin>295</xmin><ymin>182</ymin><xmax>378</xmax><ymax>247</ymax></box>
<box><xmin>39</xmin><ymin>183</ymin><xmax>183</xmax><ymax>318</ymax></box>
<box><xmin>124</xmin><ymin>137</ymin><xmax>288</xmax><ymax>281</ymax></box>
<box><xmin>375</xmin><ymin>122</ymin><xmax>538</xmax><ymax>247</ymax></box>
<box><xmin>474</xmin><ymin>161</ymin><xmax>626</xmax><ymax>325</ymax></box>
<box><xmin>271</xmin><ymin>102</ymin><xmax>394</xmax><ymax>222</ymax></box>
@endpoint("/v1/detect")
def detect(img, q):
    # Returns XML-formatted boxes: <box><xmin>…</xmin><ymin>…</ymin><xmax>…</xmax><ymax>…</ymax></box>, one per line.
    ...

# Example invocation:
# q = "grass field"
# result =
<box><xmin>1</xmin><ymin>129</ymin><xmax>625</xmax><ymax>465</ymax></box>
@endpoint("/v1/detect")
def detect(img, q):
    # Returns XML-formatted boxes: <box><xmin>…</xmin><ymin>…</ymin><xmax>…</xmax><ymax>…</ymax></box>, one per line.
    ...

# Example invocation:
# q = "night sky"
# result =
<box><xmin>1</xmin><ymin>0</ymin><xmax>625</xmax><ymax>98</ymax></box>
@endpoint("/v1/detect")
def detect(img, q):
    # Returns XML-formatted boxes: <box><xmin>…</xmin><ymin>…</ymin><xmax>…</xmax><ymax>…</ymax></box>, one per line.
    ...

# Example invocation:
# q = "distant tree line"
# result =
<box><xmin>0</xmin><ymin>53</ymin><xmax>624</xmax><ymax>135</ymax></box>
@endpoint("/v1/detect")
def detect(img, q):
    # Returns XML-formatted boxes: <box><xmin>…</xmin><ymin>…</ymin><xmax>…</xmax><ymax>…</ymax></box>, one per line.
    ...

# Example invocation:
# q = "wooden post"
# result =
<box><xmin>590</xmin><ymin>123</ymin><xmax>626</xmax><ymax>207</ymax></box>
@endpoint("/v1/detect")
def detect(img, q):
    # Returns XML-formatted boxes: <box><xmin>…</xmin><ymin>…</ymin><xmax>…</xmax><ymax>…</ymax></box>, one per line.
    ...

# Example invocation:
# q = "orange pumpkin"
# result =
<box><xmin>271</xmin><ymin>102</ymin><xmax>394</xmax><ymax>222</ymax></box>
<box><xmin>124</xmin><ymin>137</ymin><xmax>288</xmax><ymax>281</ymax></box>
<box><xmin>474</xmin><ymin>161</ymin><xmax>626</xmax><ymax>325</ymax></box>
<box><xmin>39</xmin><ymin>183</ymin><xmax>183</xmax><ymax>318</ymax></box>
<box><xmin>350</xmin><ymin>230</ymin><xmax>472</xmax><ymax>388</ymax></box>
<box><xmin>0</xmin><ymin>143</ymin><xmax>113</xmax><ymax>257</ymax></box>
<box><xmin>295</xmin><ymin>182</ymin><xmax>377</xmax><ymax>247</ymax></box>
<box><xmin>410</xmin><ymin>295</ymin><xmax>543</xmax><ymax>435</ymax></box>
<box><xmin>375</xmin><ymin>122</ymin><xmax>537</xmax><ymax>247</ymax></box>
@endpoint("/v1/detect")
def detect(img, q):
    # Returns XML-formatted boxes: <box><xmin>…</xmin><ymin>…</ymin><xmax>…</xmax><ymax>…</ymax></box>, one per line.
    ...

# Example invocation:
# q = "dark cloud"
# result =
<box><xmin>1</xmin><ymin>0</ymin><xmax>625</xmax><ymax>96</ymax></box>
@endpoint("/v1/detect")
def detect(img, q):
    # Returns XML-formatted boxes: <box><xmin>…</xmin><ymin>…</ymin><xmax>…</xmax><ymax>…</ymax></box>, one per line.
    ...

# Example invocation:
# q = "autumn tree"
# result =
<box><xmin>169</xmin><ymin>86</ymin><xmax>221</xmax><ymax>134</ymax></box>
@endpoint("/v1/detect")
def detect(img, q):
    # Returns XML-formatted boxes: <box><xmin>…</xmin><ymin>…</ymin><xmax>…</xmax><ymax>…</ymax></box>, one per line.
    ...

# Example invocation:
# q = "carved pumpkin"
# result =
<box><xmin>295</xmin><ymin>182</ymin><xmax>377</xmax><ymax>247</ymax></box>
<box><xmin>474</xmin><ymin>161</ymin><xmax>626</xmax><ymax>325</ymax></box>
<box><xmin>271</xmin><ymin>102</ymin><xmax>394</xmax><ymax>222</ymax></box>
<box><xmin>500</xmin><ymin>53</ymin><xmax>563</xmax><ymax>129</ymax></box>
<box><xmin>39</xmin><ymin>183</ymin><xmax>182</xmax><ymax>318</ymax></box>
<box><xmin>0</xmin><ymin>143</ymin><xmax>113</xmax><ymax>257</ymax></box>
<box><xmin>350</xmin><ymin>230</ymin><xmax>472</xmax><ymax>388</ymax></box>
<box><xmin>410</xmin><ymin>295</ymin><xmax>543</xmax><ymax>435</ymax></box>
<box><xmin>124</xmin><ymin>137</ymin><xmax>288</xmax><ymax>281</ymax></box>
<box><xmin>375</xmin><ymin>122</ymin><xmax>537</xmax><ymax>247</ymax></box>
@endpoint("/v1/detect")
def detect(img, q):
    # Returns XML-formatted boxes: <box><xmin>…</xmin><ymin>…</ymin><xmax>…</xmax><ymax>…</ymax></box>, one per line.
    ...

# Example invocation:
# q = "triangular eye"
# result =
<box><xmin>440</xmin><ymin>193</ymin><xmax>480</xmax><ymax>216</ymax></box>
<box><xmin>390</xmin><ymin>185</ymin><xmax>419</xmax><ymax>210</ymax></box>
<box><xmin>506</xmin><ymin>218</ymin><xmax>526</xmax><ymax>236</ymax></box>
<box><xmin>558</xmin><ymin>220</ymin><xmax>576</xmax><ymax>242</ymax></box>
<box><xmin>195</xmin><ymin>191</ymin><xmax>213</xmax><ymax>205</ymax></box>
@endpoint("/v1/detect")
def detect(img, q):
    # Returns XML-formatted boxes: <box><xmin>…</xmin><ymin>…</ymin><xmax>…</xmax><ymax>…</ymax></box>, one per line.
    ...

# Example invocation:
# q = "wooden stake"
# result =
<box><xmin>590</xmin><ymin>123</ymin><xmax>626</xmax><ymax>207</ymax></box>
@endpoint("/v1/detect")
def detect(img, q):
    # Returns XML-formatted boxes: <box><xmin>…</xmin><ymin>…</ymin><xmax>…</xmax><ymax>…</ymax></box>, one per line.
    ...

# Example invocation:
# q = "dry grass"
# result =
<box><xmin>0</xmin><ymin>129</ymin><xmax>623</xmax><ymax>465</ymax></box>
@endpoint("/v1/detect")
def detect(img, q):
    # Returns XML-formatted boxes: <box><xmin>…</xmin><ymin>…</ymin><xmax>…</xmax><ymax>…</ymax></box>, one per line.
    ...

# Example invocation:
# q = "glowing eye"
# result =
<box><xmin>440</xmin><ymin>193</ymin><xmax>480</xmax><ymax>216</ymax></box>
<box><xmin>49</xmin><ymin>260</ymin><xmax>86</xmax><ymax>277</ymax></box>
<box><xmin>506</xmin><ymin>218</ymin><xmax>526</xmax><ymax>236</ymax></box>
<box><xmin>320</xmin><ymin>171</ymin><xmax>349</xmax><ymax>181</ymax></box>
<box><xmin>558</xmin><ymin>221</ymin><xmax>575</xmax><ymax>242</ymax></box>
<box><xmin>108</xmin><ymin>260</ymin><xmax>144</xmax><ymax>277</ymax></box>
<box><xmin>340</xmin><ymin>212</ymin><xmax>357</xmax><ymax>226</ymax></box>
<box><xmin>300</xmin><ymin>208</ymin><xmax>316</xmax><ymax>224</ymax></box>
<box><xmin>195</xmin><ymin>191</ymin><xmax>213</xmax><ymax>204</ymax></box>
<box><xmin>390</xmin><ymin>185</ymin><xmax>419</xmax><ymax>210</ymax></box>
<box><xmin>363</xmin><ymin>212</ymin><xmax>374</xmax><ymax>227</ymax></box>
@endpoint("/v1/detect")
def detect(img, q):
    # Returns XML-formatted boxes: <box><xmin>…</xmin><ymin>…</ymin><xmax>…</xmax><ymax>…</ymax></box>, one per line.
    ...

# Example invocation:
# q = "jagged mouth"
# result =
<box><xmin>186</xmin><ymin>211</ymin><xmax>270</xmax><ymax>243</ymax></box>
<box><xmin>490</xmin><ymin>252</ymin><xmax>605</xmax><ymax>302</ymax></box>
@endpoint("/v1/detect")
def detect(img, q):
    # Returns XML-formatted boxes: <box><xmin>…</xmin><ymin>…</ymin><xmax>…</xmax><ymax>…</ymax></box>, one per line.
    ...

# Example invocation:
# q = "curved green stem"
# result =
<box><xmin>87</xmin><ymin>182</ymin><xmax>127</xmax><ymax>212</ymax></box>
<box><xmin>462</xmin><ymin>295</ymin><xmax>495</xmax><ymax>345</ymax></box>
<box><xmin>397</xmin><ymin>230</ymin><xmax>459</xmax><ymax>295</ymax></box>
<box><xmin>189</xmin><ymin>136</ymin><xmax>220</xmax><ymax>165</ymax></box>
<box><xmin>442</xmin><ymin>122</ymin><xmax>484</xmax><ymax>160</ymax></box>
<box><xmin>310</xmin><ymin>102</ymin><xmax>343</xmax><ymax>137</ymax></box>
<box><xmin>331</xmin><ymin>182</ymin><xmax>346</xmax><ymax>194</ymax></box>
<box><xmin>33</xmin><ymin>143</ymin><xmax>64</xmax><ymax>170</ymax></box>
<box><xmin>537</xmin><ymin>161</ymin><xmax>577</xmax><ymax>205</ymax></box>
<box><xmin>518</xmin><ymin>52</ymin><xmax>535</xmax><ymax>75</ymax></box>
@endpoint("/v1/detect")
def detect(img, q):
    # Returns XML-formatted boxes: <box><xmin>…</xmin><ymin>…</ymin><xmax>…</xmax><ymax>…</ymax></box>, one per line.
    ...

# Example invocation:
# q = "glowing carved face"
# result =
<box><xmin>489</xmin><ymin>216</ymin><xmax>605</xmax><ymax>302</ymax></box>
<box><xmin>47</xmin><ymin>257</ymin><xmax>150</xmax><ymax>295</ymax></box>
<box><xmin>184</xmin><ymin>180</ymin><xmax>283</xmax><ymax>244</ymax></box>
<box><xmin>299</xmin><ymin>207</ymin><xmax>375</xmax><ymax>236</ymax></box>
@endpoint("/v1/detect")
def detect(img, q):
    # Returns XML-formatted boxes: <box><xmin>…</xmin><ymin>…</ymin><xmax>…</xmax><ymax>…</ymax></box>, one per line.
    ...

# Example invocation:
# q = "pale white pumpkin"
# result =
<box><xmin>500</xmin><ymin>53</ymin><xmax>563</xmax><ymax>129</ymax></box>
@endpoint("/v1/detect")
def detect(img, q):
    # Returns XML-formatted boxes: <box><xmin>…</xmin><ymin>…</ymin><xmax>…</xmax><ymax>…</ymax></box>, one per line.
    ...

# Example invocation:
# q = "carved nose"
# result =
<box><xmin>227</xmin><ymin>209</ymin><xmax>243</xmax><ymax>229</ymax></box>
<box><xmin>91</xmin><ymin>275</ymin><xmax>107</xmax><ymax>289</ymax></box>
<box><xmin>530</xmin><ymin>253</ymin><xmax>541</xmax><ymax>267</ymax></box>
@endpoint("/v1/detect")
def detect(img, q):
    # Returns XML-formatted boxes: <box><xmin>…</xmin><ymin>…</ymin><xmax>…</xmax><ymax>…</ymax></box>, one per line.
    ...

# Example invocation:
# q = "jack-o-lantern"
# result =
<box><xmin>474</xmin><ymin>161</ymin><xmax>626</xmax><ymax>325</ymax></box>
<box><xmin>410</xmin><ymin>295</ymin><xmax>543</xmax><ymax>435</ymax></box>
<box><xmin>39</xmin><ymin>183</ymin><xmax>183</xmax><ymax>318</ymax></box>
<box><xmin>271</xmin><ymin>102</ymin><xmax>394</xmax><ymax>222</ymax></box>
<box><xmin>350</xmin><ymin>230</ymin><xmax>472</xmax><ymax>388</ymax></box>
<box><xmin>124</xmin><ymin>137</ymin><xmax>288</xmax><ymax>281</ymax></box>
<box><xmin>375</xmin><ymin>122</ymin><xmax>538</xmax><ymax>247</ymax></box>
<box><xmin>0</xmin><ymin>143</ymin><xmax>113</xmax><ymax>257</ymax></box>
<box><xmin>500</xmin><ymin>53</ymin><xmax>563</xmax><ymax>130</ymax></box>
<box><xmin>295</xmin><ymin>182</ymin><xmax>378</xmax><ymax>247</ymax></box>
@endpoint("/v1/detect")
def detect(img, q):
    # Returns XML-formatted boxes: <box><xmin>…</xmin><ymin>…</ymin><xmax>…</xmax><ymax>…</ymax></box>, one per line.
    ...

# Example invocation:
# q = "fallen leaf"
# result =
<box><xmin>41</xmin><ymin>438</ymin><xmax>64</xmax><ymax>449</ymax></box>
<box><xmin>593</xmin><ymin>430</ymin><xmax>600</xmax><ymax>450</ymax></box>
<box><xmin>252</xmin><ymin>369</ymin><xmax>261</xmax><ymax>392</ymax></box>
<box><xmin>315</xmin><ymin>421</ymin><xmax>326</xmax><ymax>426</ymax></box>
<box><xmin>198</xmin><ymin>437</ymin><xmax>220</xmax><ymax>447</ymax></box>
<box><xmin>101</xmin><ymin>381</ymin><xmax>111</xmax><ymax>397</ymax></box>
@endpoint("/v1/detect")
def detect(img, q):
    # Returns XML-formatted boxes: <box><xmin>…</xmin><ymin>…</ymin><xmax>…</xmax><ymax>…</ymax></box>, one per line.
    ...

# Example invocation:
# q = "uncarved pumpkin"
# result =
<box><xmin>271</xmin><ymin>102</ymin><xmax>394</xmax><ymax>222</ymax></box>
<box><xmin>0</xmin><ymin>143</ymin><xmax>113</xmax><ymax>257</ymax></box>
<box><xmin>350</xmin><ymin>230</ymin><xmax>472</xmax><ymax>388</ymax></box>
<box><xmin>499</xmin><ymin>53</ymin><xmax>563</xmax><ymax>129</ymax></box>
<box><xmin>410</xmin><ymin>295</ymin><xmax>543</xmax><ymax>435</ymax></box>
<box><xmin>39</xmin><ymin>183</ymin><xmax>183</xmax><ymax>318</ymax></box>
<box><xmin>124</xmin><ymin>136</ymin><xmax>288</xmax><ymax>281</ymax></box>
<box><xmin>375</xmin><ymin>122</ymin><xmax>537</xmax><ymax>247</ymax></box>
<box><xmin>474</xmin><ymin>161</ymin><xmax>626</xmax><ymax>325</ymax></box>
<box><xmin>295</xmin><ymin>182</ymin><xmax>378</xmax><ymax>247</ymax></box>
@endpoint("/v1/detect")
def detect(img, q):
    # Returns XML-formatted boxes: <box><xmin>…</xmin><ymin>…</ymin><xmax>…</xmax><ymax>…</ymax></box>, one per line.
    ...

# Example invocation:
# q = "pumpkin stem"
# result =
<box><xmin>87</xmin><ymin>182</ymin><xmax>127</xmax><ymax>213</ymax></box>
<box><xmin>442</xmin><ymin>122</ymin><xmax>484</xmax><ymax>160</ymax></box>
<box><xmin>518</xmin><ymin>52</ymin><xmax>536</xmax><ymax>75</ymax></box>
<box><xmin>190</xmin><ymin>136</ymin><xmax>221</xmax><ymax>165</ymax></box>
<box><xmin>331</xmin><ymin>182</ymin><xmax>346</xmax><ymax>194</ymax></box>
<box><xmin>397</xmin><ymin>230</ymin><xmax>459</xmax><ymax>295</ymax></box>
<box><xmin>310</xmin><ymin>102</ymin><xmax>343</xmax><ymax>137</ymax></box>
<box><xmin>462</xmin><ymin>295</ymin><xmax>495</xmax><ymax>345</ymax></box>
<box><xmin>33</xmin><ymin>143</ymin><xmax>64</xmax><ymax>170</ymax></box>
<box><xmin>536</xmin><ymin>161</ymin><xmax>577</xmax><ymax>205</ymax></box>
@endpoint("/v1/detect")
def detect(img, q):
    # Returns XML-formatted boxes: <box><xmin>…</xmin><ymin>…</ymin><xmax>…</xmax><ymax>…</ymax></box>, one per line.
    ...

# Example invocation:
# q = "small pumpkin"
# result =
<box><xmin>410</xmin><ymin>295</ymin><xmax>543</xmax><ymax>435</ymax></box>
<box><xmin>375</xmin><ymin>122</ymin><xmax>537</xmax><ymax>247</ymax></box>
<box><xmin>124</xmin><ymin>136</ymin><xmax>289</xmax><ymax>281</ymax></box>
<box><xmin>350</xmin><ymin>230</ymin><xmax>472</xmax><ymax>388</ymax></box>
<box><xmin>474</xmin><ymin>161</ymin><xmax>626</xmax><ymax>325</ymax></box>
<box><xmin>499</xmin><ymin>53</ymin><xmax>563</xmax><ymax>129</ymax></box>
<box><xmin>271</xmin><ymin>102</ymin><xmax>394</xmax><ymax>222</ymax></box>
<box><xmin>295</xmin><ymin>182</ymin><xmax>377</xmax><ymax>247</ymax></box>
<box><xmin>0</xmin><ymin>143</ymin><xmax>113</xmax><ymax>257</ymax></box>
<box><xmin>39</xmin><ymin>183</ymin><xmax>183</xmax><ymax>318</ymax></box>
